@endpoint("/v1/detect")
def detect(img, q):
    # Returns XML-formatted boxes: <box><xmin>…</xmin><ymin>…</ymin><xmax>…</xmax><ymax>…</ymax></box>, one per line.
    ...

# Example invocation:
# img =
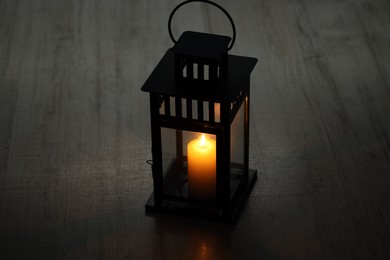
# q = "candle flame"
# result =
<box><xmin>200</xmin><ymin>134</ymin><xmax>206</xmax><ymax>148</ymax></box>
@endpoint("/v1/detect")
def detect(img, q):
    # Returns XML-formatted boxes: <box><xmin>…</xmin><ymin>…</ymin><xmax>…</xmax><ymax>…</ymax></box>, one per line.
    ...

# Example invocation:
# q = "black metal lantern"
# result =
<box><xmin>141</xmin><ymin>0</ymin><xmax>257</xmax><ymax>222</ymax></box>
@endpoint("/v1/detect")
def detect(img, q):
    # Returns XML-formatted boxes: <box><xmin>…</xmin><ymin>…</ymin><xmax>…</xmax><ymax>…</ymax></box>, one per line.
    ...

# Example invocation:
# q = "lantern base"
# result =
<box><xmin>145</xmin><ymin>169</ymin><xmax>257</xmax><ymax>223</ymax></box>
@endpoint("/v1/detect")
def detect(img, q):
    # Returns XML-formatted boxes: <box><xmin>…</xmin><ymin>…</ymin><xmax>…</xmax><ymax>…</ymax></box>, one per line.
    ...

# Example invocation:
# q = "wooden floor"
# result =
<box><xmin>1</xmin><ymin>0</ymin><xmax>390</xmax><ymax>259</ymax></box>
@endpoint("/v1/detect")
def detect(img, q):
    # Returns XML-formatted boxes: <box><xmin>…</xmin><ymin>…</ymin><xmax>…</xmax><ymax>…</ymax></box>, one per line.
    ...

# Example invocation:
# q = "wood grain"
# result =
<box><xmin>0</xmin><ymin>0</ymin><xmax>389</xmax><ymax>259</ymax></box>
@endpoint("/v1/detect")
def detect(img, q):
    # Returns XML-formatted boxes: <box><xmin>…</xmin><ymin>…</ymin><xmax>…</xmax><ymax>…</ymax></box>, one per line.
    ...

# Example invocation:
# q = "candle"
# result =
<box><xmin>187</xmin><ymin>134</ymin><xmax>216</xmax><ymax>200</ymax></box>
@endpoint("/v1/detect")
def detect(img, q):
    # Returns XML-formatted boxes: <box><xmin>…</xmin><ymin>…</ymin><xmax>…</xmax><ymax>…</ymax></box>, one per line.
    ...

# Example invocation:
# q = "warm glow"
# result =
<box><xmin>200</xmin><ymin>242</ymin><xmax>209</xmax><ymax>260</ymax></box>
<box><xmin>214</xmin><ymin>103</ymin><xmax>220</xmax><ymax>122</ymax></box>
<box><xmin>187</xmin><ymin>134</ymin><xmax>216</xmax><ymax>200</ymax></box>
<box><xmin>193</xmin><ymin>241</ymin><xmax>212</xmax><ymax>260</ymax></box>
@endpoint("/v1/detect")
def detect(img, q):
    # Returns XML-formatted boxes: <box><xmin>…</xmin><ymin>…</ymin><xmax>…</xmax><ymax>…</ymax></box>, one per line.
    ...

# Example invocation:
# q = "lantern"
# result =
<box><xmin>141</xmin><ymin>0</ymin><xmax>257</xmax><ymax>222</ymax></box>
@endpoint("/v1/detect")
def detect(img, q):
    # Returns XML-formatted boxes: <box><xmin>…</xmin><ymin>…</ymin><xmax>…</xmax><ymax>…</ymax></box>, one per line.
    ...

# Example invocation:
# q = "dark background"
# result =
<box><xmin>1</xmin><ymin>0</ymin><xmax>389</xmax><ymax>259</ymax></box>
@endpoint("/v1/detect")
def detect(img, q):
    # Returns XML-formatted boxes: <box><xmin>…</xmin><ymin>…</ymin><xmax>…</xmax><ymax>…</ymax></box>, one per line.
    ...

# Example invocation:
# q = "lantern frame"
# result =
<box><xmin>141</xmin><ymin>1</ymin><xmax>257</xmax><ymax>222</ymax></box>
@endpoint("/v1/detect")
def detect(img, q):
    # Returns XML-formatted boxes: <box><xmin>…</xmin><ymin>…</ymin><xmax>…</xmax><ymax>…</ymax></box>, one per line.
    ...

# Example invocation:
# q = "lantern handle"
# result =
<box><xmin>168</xmin><ymin>0</ymin><xmax>236</xmax><ymax>51</ymax></box>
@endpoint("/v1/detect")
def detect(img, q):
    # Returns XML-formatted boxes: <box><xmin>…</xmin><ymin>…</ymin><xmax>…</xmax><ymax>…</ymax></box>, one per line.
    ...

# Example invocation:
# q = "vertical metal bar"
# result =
<box><xmin>220</xmin><ymin>53</ymin><xmax>228</xmax><ymax>78</ymax></box>
<box><xmin>176</xmin><ymin>129</ymin><xmax>183</xmax><ymax>173</ymax></box>
<box><xmin>209</xmin><ymin>101</ymin><xmax>215</xmax><ymax>123</ymax></box>
<box><xmin>187</xmin><ymin>59</ymin><xmax>194</xmax><ymax>79</ymax></box>
<box><xmin>197</xmin><ymin>100</ymin><xmax>203</xmax><ymax>121</ymax></box>
<box><xmin>186</xmin><ymin>98</ymin><xmax>192</xmax><ymax>119</ymax></box>
<box><xmin>198</xmin><ymin>63</ymin><xmax>204</xmax><ymax>80</ymax></box>
<box><xmin>209</xmin><ymin>61</ymin><xmax>218</xmax><ymax>82</ymax></box>
<box><xmin>164</xmin><ymin>95</ymin><xmax>170</xmax><ymax>116</ymax></box>
<box><xmin>175</xmin><ymin>97</ymin><xmax>184</xmax><ymax>172</ymax></box>
<box><xmin>218</xmin><ymin>100</ymin><xmax>231</xmax><ymax>218</ymax></box>
<box><xmin>244</xmin><ymin>80</ymin><xmax>250</xmax><ymax>176</ymax></box>
<box><xmin>150</xmin><ymin>94</ymin><xmax>164</xmax><ymax>206</ymax></box>
<box><xmin>175</xmin><ymin>97</ymin><xmax>182</xmax><ymax>118</ymax></box>
<box><xmin>175</xmin><ymin>55</ymin><xmax>182</xmax><ymax>80</ymax></box>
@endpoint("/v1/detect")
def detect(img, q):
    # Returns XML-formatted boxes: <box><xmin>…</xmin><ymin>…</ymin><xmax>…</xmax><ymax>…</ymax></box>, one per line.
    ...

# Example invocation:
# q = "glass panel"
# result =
<box><xmin>193</xmin><ymin>63</ymin><xmax>198</xmax><ymax>79</ymax></box>
<box><xmin>203</xmin><ymin>101</ymin><xmax>209</xmax><ymax>121</ymax></box>
<box><xmin>183</xmin><ymin>64</ymin><xmax>187</xmax><ymax>78</ymax></box>
<box><xmin>159</xmin><ymin>99</ymin><xmax>165</xmax><ymax>115</ymax></box>
<box><xmin>169</xmin><ymin>96</ymin><xmax>176</xmax><ymax>117</ymax></box>
<box><xmin>192</xmin><ymin>100</ymin><xmax>198</xmax><ymax>120</ymax></box>
<box><xmin>230</xmin><ymin>101</ymin><xmax>245</xmax><ymax>195</ymax></box>
<box><xmin>181</xmin><ymin>98</ymin><xmax>187</xmax><ymax>118</ymax></box>
<box><xmin>161</xmin><ymin>127</ymin><xmax>177</xmax><ymax>180</ymax></box>
<box><xmin>204</xmin><ymin>64</ymin><xmax>209</xmax><ymax>80</ymax></box>
<box><xmin>231</xmin><ymin>103</ymin><xmax>244</xmax><ymax>167</ymax></box>
<box><xmin>214</xmin><ymin>103</ymin><xmax>220</xmax><ymax>122</ymax></box>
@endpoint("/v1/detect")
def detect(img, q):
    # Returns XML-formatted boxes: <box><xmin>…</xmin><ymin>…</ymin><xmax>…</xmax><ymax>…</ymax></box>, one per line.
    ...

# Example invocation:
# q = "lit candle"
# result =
<box><xmin>187</xmin><ymin>134</ymin><xmax>216</xmax><ymax>200</ymax></box>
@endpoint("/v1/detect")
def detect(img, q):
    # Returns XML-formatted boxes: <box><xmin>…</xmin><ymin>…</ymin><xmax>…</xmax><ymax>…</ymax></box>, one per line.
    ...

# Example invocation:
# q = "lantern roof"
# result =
<box><xmin>172</xmin><ymin>31</ymin><xmax>231</xmax><ymax>59</ymax></box>
<box><xmin>141</xmin><ymin>49</ymin><xmax>257</xmax><ymax>102</ymax></box>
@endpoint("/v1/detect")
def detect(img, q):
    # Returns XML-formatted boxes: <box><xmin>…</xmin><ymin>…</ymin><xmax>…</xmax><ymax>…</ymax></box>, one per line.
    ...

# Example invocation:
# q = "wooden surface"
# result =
<box><xmin>1</xmin><ymin>0</ymin><xmax>390</xmax><ymax>259</ymax></box>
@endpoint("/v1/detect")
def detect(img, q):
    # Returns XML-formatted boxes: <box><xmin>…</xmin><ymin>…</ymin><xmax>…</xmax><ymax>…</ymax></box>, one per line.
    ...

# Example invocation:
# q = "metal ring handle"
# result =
<box><xmin>168</xmin><ymin>0</ymin><xmax>236</xmax><ymax>50</ymax></box>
